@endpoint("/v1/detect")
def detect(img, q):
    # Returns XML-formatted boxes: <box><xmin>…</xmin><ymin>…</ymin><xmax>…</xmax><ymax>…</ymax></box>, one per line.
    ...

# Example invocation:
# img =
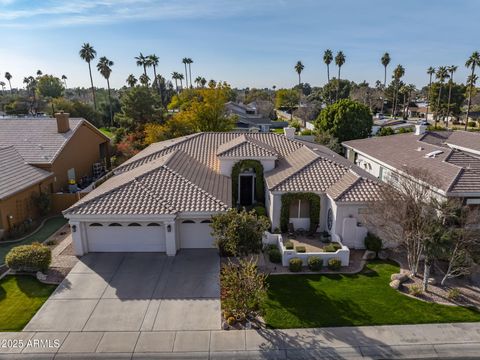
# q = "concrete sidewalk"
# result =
<box><xmin>1</xmin><ymin>322</ymin><xmax>480</xmax><ymax>359</ymax></box>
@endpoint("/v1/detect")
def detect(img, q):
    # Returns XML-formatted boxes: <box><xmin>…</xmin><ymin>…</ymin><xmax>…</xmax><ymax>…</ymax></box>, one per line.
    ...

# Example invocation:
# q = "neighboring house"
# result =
<box><xmin>343</xmin><ymin>125</ymin><xmax>480</xmax><ymax>206</ymax></box>
<box><xmin>371</xmin><ymin>118</ymin><xmax>414</xmax><ymax>135</ymax></box>
<box><xmin>0</xmin><ymin>113</ymin><xmax>111</xmax><ymax>235</ymax></box>
<box><xmin>63</xmin><ymin>130</ymin><xmax>383</xmax><ymax>256</ymax></box>
<box><xmin>0</xmin><ymin>113</ymin><xmax>111</xmax><ymax>193</ymax></box>
<box><xmin>225</xmin><ymin>101</ymin><xmax>287</xmax><ymax>132</ymax></box>
<box><xmin>0</xmin><ymin>146</ymin><xmax>54</xmax><ymax>236</ymax></box>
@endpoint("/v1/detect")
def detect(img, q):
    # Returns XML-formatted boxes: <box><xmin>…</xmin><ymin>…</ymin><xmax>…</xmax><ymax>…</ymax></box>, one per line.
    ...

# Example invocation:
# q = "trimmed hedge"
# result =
<box><xmin>284</xmin><ymin>240</ymin><xmax>294</xmax><ymax>250</ymax></box>
<box><xmin>308</xmin><ymin>256</ymin><xmax>323</xmax><ymax>271</ymax></box>
<box><xmin>231</xmin><ymin>160</ymin><xmax>265</xmax><ymax>205</ymax></box>
<box><xmin>280</xmin><ymin>193</ymin><xmax>320</xmax><ymax>232</ymax></box>
<box><xmin>327</xmin><ymin>258</ymin><xmax>342</xmax><ymax>271</ymax></box>
<box><xmin>268</xmin><ymin>248</ymin><xmax>282</xmax><ymax>263</ymax></box>
<box><xmin>364</xmin><ymin>233</ymin><xmax>382</xmax><ymax>254</ymax></box>
<box><xmin>324</xmin><ymin>242</ymin><xmax>342</xmax><ymax>252</ymax></box>
<box><xmin>295</xmin><ymin>246</ymin><xmax>306</xmax><ymax>253</ymax></box>
<box><xmin>289</xmin><ymin>258</ymin><xmax>303</xmax><ymax>272</ymax></box>
<box><xmin>6</xmin><ymin>243</ymin><xmax>51</xmax><ymax>272</ymax></box>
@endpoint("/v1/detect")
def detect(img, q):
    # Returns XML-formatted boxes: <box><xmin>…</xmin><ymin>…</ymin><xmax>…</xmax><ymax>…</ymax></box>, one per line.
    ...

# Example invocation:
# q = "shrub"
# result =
<box><xmin>45</xmin><ymin>239</ymin><xmax>57</xmax><ymax>246</ymax></box>
<box><xmin>32</xmin><ymin>192</ymin><xmax>51</xmax><ymax>216</ymax></box>
<box><xmin>447</xmin><ymin>288</ymin><xmax>461</xmax><ymax>301</ymax></box>
<box><xmin>284</xmin><ymin>240</ymin><xmax>294</xmax><ymax>250</ymax></box>
<box><xmin>468</xmin><ymin>121</ymin><xmax>477</xmax><ymax>128</ymax></box>
<box><xmin>295</xmin><ymin>246</ymin><xmax>306</xmax><ymax>253</ymax></box>
<box><xmin>308</xmin><ymin>256</ymin><xmax>323</xmax><ymax>271</ymax></box>
<box><xmin>324</xmin><ymin>243</ymin><xmax>341</xmax><ymax>252</ymax></box>
<box><xmin>253</xmin><ymin>205</ymin><xmax>266</xmax><ymax>217</ymax></box>
<box><xmin>273</xmin><ymin>227</ymin><xmax>281</xmax><ymax>234</ymax></box>
<box><xmin>6</xmin><ymin>243</ymin><xmax>51</xmax><ymax>272</ymax></box>
<box><xmin>327</xmin><ymin>258</ymin><xmax>342</xmax><ymax>271</ymax></box>
<box><xmin>289</xmin><ymin>258</ymin><xmax>303</xmax><ymax>272</ymax></box>
<box><xmin>220</xmin><ymin>258</ymin><xmax>268</xmax><ymax>321</ymax></box>
<box><xmin>268</xmin><ymin>248</ymin><xmax>282</xmax><ymax>263</ymax></box>
<box><xmin>409</xmin><ymin>284</ymin><xmax>423</xmax><ymax>297</ymax></box>
<box><xmin>364</xmin><ymin>233</ymin><xmax>382</xmax><ymax>254</ymax></box>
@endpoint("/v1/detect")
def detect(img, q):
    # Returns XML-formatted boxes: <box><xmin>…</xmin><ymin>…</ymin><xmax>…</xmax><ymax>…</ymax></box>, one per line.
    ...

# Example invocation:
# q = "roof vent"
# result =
<box><xmin>283</xmin><ymin>127</ymin><xmax>296</xmax><ymax>139</ymax></box>
<box><xmin>415</xmin><ymin>124</ymin><xmax>427</xmax><ymax>136</ymax></box>
<box><xmin>424</xmin><ymin>150</ymin><xmax>443</xmax><ymax>158</ymax></box>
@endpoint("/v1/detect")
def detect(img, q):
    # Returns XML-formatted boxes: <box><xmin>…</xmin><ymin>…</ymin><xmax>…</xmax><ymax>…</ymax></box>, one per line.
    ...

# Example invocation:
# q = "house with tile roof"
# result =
<box><xmin>0</xmin><ymin>113</ymin><xmax>110</xmax><ymax>235</ymax></box>
<box><xmin>63</xmin><ymin>130</ymin><xmax>383</xmax><ymax>256</ymax></box>
<box><xmin>343</xmin><ymin>125</ymin><xmax>480</xmax><ymax>206</ymax></box>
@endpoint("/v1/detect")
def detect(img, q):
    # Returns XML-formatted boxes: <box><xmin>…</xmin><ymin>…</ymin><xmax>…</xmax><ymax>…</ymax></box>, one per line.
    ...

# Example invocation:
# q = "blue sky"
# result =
<box><xmin>0</xmin><ymin>0</ymin><xmax>479</xmax><ymax>90</ymax></box>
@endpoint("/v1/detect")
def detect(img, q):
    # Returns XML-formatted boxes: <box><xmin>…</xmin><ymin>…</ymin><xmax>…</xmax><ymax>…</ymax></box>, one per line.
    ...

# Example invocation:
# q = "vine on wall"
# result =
<box><xmin>231</xmin><ymin>160</ymin><xmax>265</xmax><ymax>205</ymax></box>
<box><xmin>280</xmin><ymin>192</ymin><xmax>321</xmax><ymax>232</ymax></box>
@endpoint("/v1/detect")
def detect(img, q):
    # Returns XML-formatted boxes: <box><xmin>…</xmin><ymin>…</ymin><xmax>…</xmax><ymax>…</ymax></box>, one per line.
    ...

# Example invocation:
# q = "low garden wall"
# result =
<box><xmin>263</xmin><ymin>232</ymin><xmax>350</xmax><ymax>267</ymax></box>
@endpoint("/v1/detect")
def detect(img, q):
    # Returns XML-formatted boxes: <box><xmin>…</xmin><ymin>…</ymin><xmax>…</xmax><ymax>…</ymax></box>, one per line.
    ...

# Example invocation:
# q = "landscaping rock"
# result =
<box><xmin>36</xmin><ymin>271</ymin><xmax>47</xmax><ymax>281</ymax></box>
<box><xmin>391</xmin><ymin>273</ymin><xmax>410</xmax><ymax>283</ymax></box>
<box><xmin>428</xmin><ymin>277</ymin><xmax>437</xmax><ymax>285</ymax></box>
<box><xmin>378</xmin><ymin>250</ymin><xmax>388</xmax><ymax>260</ymax></box>
<box><xmin>362</xmin><ymin>250</ymin><xmax>376</xmax><ymax>260</ymax></box>
<box><xmin>389</xmin><ymin>279</ymin><xmax>401</xmax><ymax>289</ymax></box>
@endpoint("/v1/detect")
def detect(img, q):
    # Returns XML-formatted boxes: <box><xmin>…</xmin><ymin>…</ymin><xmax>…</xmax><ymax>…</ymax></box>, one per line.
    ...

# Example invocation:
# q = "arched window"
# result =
<box><xmin>147</xmin><ymin>223</ymin><xmax>160</xmax><ymax>226</ymax></box>
<box><xmin>109</xmin><ymin>223</ymin><xmax>122</xmax><ymax>226</ymax></box>
<box><xmin>128</xmin><ymin>223</ymin><xmax>141</xmax><ymax>226</ymax></box>
<box><xmin>182</xmin><ymin>220</ymin><xmax>195</xmax><ymax>224</ymax></box>
<box><xmin>200</xmin><ymin>219</ymin><xmax>212</xmax><ymax>224</ymax></box>
<box><xmin>90</xmin><ymin>223</ymin><xmax>103</xmax><ymax>227</ymax></box>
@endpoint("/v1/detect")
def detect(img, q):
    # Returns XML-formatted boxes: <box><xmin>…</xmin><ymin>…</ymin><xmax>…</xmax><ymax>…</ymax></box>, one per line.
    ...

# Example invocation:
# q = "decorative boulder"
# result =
<box><xmin>389</xmin><ymin>279</ymin><xmax>401</xmax><ymax>289</ymax></box>
<box><xmin>378</xmin><ymin>250</ymin><xmax>388</xmax><ymax>260</ymax></box>
<box><xmin>36</xmin><ymin>271</ymin><xmax>47</xmax><ymax>281</ymax></box>
<box><xmin>390</xmin><ymin>273</ymin><xmax>410</xmax><ymax>283</ymax></box>
<box><xmin>362</xmin><ymin>250</ymin><xmax>376</xmax><ymax>260</ymax></box>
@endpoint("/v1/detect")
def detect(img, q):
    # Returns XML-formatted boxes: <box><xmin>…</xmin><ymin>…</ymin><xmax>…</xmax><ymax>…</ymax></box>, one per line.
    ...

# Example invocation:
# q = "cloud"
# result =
<box><xmin>0</xmin><ymin>0</ymin><xmax>275</xmax><ymax>27</ymax></box>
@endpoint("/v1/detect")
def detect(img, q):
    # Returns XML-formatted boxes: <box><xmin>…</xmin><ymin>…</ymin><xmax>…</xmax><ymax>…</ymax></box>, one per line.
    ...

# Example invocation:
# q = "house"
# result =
<box><xmin>63</xmin><ymin>130</ymin><xmax>383</xmax><ymax>256</ymax></box>
<box><xmin>343</xmin><ymin>125</ymin><xmax>480</xmax><ymax>206</ymax></box>
<box><xmin>225</xmin><ymin>101</ymin><xmax>287</xmax><ymax>132</ymax></box>
<box><xmin>0</xmin><ymin>113</ymin><xmax>111</xmax><ymax>234</ymax></box>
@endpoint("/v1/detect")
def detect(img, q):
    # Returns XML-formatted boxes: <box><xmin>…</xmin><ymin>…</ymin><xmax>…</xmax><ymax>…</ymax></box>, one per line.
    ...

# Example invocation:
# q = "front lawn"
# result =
<box><xmin>0</xmin><ymin>276</ymin><xmax>55</xmax><ymax>331</ymax></box>
<box><xmin>0</xmin><ymin>216</ymin><xmax>68</xmax><ymax>264</ymax></box>
<box><xmin>263</xmin><ymin>260</ymin><xmax>480</xmax><ymax>328</ymax></box>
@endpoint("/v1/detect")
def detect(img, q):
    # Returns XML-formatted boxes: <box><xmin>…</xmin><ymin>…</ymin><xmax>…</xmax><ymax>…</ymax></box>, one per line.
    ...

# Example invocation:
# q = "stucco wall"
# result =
<box><xmin>218</xmin><ymin>158</ymin><xmax>276</xmax><ymax>177</ymax></box>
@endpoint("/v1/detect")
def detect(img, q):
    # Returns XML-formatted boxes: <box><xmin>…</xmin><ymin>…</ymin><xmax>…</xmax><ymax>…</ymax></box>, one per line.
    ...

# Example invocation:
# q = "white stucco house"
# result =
<box><xmin>63</xmin><ymin>130</ymin><xmax>383</xmax><ymax>256</ymax></box>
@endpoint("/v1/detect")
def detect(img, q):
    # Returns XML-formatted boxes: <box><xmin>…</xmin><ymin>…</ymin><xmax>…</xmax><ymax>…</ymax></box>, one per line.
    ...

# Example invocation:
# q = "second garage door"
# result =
<box><xmin>179</xmin><ymin>219</ymin><xmax>215</xmax><ymax>248</ymax></box>
<box><xmin>86</xmin><ymin>222</ymin><xmax>166</xmax><ymax>252</ymax></box>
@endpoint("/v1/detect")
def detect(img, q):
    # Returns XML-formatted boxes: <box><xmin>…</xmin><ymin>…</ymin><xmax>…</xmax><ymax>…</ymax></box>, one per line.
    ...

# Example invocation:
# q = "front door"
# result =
<box><xmin>239</xmin><ymin>175</ymin><xmax>254</xmax><ymax>206</ymax></box>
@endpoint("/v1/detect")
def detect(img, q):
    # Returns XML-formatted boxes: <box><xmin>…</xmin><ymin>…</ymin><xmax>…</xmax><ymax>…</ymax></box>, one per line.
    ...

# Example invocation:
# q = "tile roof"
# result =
<box><xmin>216</xmin><ymin>134</ymin><xmax>278</xmax><ymax>158</ymax></box>
<box><xmin>0</xmin><ymin>146</ymin><xmax>53</xmax><ymax>200</ymax></box>
<box><xmin>337</xmin><ymin>178</ymin><xmax>384</xmax><ymax>202</ymax></box>
<box><xmin>444</xmin><ymin>131</ymin><xmax>480</xmax><ymax>153</ymax></box>
<box><xmin>0</xmin><ymin>118</ymin><xmax>85</xmax><ymax>163</ymax></box>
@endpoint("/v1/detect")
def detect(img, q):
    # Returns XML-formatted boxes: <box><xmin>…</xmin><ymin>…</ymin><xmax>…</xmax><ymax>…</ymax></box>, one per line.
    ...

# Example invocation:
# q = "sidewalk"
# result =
<box><xmin>1</xmin><ymin>322</ymin><xmax>479</xmax><ymax>359</ymax></box>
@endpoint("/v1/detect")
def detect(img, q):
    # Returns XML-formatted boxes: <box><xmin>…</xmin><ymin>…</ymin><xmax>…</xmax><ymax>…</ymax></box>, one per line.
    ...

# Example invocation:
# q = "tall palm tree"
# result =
<box><xmin>148</xmin><ymin>54</ymin><xmax>161</xmax><ymax>96</ymax></box>
<box><xmin>465</xmin><ymin>51</ymin><xmax>480</xmax><ymax>130</ymax></box>
<box><xmin>194</xmin><ymin>76</ymin><xmax>202</xmax><ymax>88</ymax></box>
<box><xmin>178</xmin><ymin>73</ymin><xmax>184</xmax><ymax>90</ymax></box>
<box><xmin>335</xmin><ymin>51</ymin><xmax>346</xmax><ymax>101</ymax></box>
<box><xmin>172</xmin><ymin>72</ymin><xmax>180</xmax><ymax>92</ymax></box>
<box><xmin>126</xmin><ymin>74</ymin><xmax>137</xmax><ymax>87</ymax></box>
<box><xmin>4</xmin><ymin>72</ymin><xmax>12</xmax><ymax>93</ymax></box>
<box><xmin>381</xmin><ymin>52</ymin><xmax>391</xmax><ymax>114</ymax></box>
<box><xmin>135</xmin><ymin>52</ymin><xmax>148</xmax><ymax>78</ymax></box>
<box><xmin>425</xmin><ymin>66</ymin><xmax>436</xmax><ymax>123</ymax></box>
<box><xmin>445</xmin><ymin>65</ymin><xmax>457</xmax><ymax>128</ymax></box>
<box><xmin>323</xmin><ymin>49</ymin><xmax>333</xmax><ymax>83</ymax></box>
<box><xmin>294</xmin><ymin>61</ymin><xmax>304</xmax><ymax>86</ymax></box>
<box><xmin>79</xmin><ymin>43</ymin><xmax>98</xmax><ymax>110</ymax></box>
<box><xmin>61</xmin><ymin>75</ymin><xmax>67</xmax><ymax>88</ymax></box>
<box><xmin>97</xmin><ymin>56</ymin><xmax>114</xmax><ymax>126</ymax></box>
<box><xmin>182</xmin><ymin>58</ymin><xmax>189</xmax><ymax>88</ymax></box>
<box><xmin>139</xmin><ymin>73</ymin><xmax>150</xmax><ymax>86</ymax></box>
<box><xmin>391</xmin><ymin>64</ymin><xmax>405</xmax><ymax>119</ymax></box>
<box><xmin>187</xmin><ymin>58</ymin><xmax>193</xmax><ymax>88</ymax></box>
<box><xmin>434</xmin><ymin>66</ymin><xmax>449</xmax><ymax>127</ymax></box>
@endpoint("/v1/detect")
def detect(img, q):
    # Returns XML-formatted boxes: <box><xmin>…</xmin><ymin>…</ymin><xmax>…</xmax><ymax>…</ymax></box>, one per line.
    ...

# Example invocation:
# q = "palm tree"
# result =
<box><xmin>465</xmin><ymin>51</ymin><xmax>480</xmax><ymax>130</ymax></box>
<box><xmin>391</xmin><ymin>64</ymin><xmax>405</xmax><ymax>119</ymax></box>
<box><xmin>36</xmin><ymin>70</ymin><xmax>42</xmax><ymax>76</ymax></box>
<box><xmin>97</xmin><ymin>56</ymin><xmax>114</xmax><ymax>126</ymax></box>
<box><xmin>194</xmin><ymin>76</ymin><xmax>202</xmax><ymax>88</ymax></box>
<box><xmin>182</xmin><ymin>58</ymin><xmax>190</xmax><ymax>88</ymax></box>
<box><xmin>335</xmin><ymin>51</ymin><xmax>346</xmax><ymax>101</ymax></box>
<box><xmin>208</xmin><ymin>79</ymin><xmax>216</xmax><ymax>88</ymax></box>
<box><xmin>126</xmin><ymin>74</ymin><xmax>137</xmax><ymax>87</ymax></box>
<box><xmin>79</xmin><ymin>43</ymin><xmax>98</xmax><ymax>110</ymax></box>
<box><xmin>139</xmin><ymin>73</ymin><xmax>150</xmax><ymax>86</ymax></box>
<box><xmin>148</xmin><ymin>54</ymin><xmax>161</xmax><ymax>96</ymax></box>
<box><xmin>187</xmin><ymin>58</ymin><xmax>193</xmax><ymax>88</ymax></box>
<box><xmin>178</xmin><ymin>73</ymin><xmax>184</xmax><ymax>90</ymax></box>
<box><xmin>323</xmin><ymin>49</ymin><xmax>333</xmax><ymax>83</ymax></box>
<box><xmin>0</xmin><ymin>81</ymin><xmax>5</xmax><ymax>91</ymax></box>
<box><xmin>445</xmin><ymin>65</ymin><xmax>458</xmax><ymax>128</ymax></box>
<box><xmin>172</xmin><ymin>72</ymin><xmax>180</xmax><ymax>92</ymax></box>
<box><xmin>400</xmin><ymin>83</ymin><xmax>416</xmax><ymax>119</ymax></box>
<box><xmin>381</xmin><ymin>52</ymin><xmax>391</xmax><ymax>114</ymax></box>
<box><xmin>61</xmin><ymin>75</ymin><xmax>67</xmax><ymax>88</ymax></box>
<box><xmin>425</xmin><ymin>66</ymin><xmax>436</xmax><ymax>123</ymax></box>
<box><xmin>294</xmin><ymin>61</ymin><xmax>304</xmax><ymax>87</ymax></box>
<box><xmin>435</xmin><ymin>66</ymin><xmax>449</xmax><ymax>127</ymax></box>
<box><xmin>135</xmin><ymin>52</ymin><xmax>148</xmax><ymax>78</ymax></box>
<box><xmin>4</xmin><ymin>72</ymin><xmax>12</xmax><ymax>93</ymax></box>
<box><xmin>200</xmin><ymin>77</ymin><xmax>207</xmax><ymax>88</ymax></box>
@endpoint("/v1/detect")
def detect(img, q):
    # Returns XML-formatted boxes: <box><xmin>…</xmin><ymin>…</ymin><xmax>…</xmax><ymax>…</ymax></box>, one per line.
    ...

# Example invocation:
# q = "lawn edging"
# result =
<box><xmin>0</xmin><ymin>215</ymin><xmax>61</xmax><ymax>244</ymax></box>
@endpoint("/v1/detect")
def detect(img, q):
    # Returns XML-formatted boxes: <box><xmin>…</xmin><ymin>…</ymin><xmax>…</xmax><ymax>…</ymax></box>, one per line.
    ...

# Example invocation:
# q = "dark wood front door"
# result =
<box><xmin>239</xmin><ymin>175</ymin><xmax>254</xmax><ymax>206</ymax></box>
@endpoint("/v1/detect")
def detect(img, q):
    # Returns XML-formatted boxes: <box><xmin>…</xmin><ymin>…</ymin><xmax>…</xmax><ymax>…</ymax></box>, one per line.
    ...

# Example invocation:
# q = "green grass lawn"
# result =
<box><xmin>0</xmin><ymin>276</ymin><xmax>55</xmax><ymax>331</ymax></box>
<box><xmin>0</xmin><ymin>216</ymin><xmax>67</xmax><ymax>265</ymax></box>
<box><xmin>263</xmin><ymin>260</ymin><xmax>480</xmax><ymax>328</ymax></box>
<box><xmin>99</xmin><ymin>127</ymin><xmax>114</xmax><ymax>138</ymax></box>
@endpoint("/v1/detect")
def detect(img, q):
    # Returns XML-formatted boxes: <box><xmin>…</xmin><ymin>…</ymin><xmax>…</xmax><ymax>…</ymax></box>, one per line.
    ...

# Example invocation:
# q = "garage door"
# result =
<box><xmin>179</xmin><ymin>220</ymin><xmax>215</xmax><ymax>248</ymax></box>
<box><xmin>86</xmin><ymin>222</ymin><xmax>166</xmax><ymax>252</ymax></box>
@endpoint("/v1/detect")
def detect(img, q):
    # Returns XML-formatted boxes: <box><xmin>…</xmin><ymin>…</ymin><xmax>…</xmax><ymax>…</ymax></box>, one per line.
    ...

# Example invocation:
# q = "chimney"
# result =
<box><xmin>283</xmin><ymin>127</ymin><xmax>296</xmax><ymax>139</ymax></box>
<box><xmin>414</xmin><ymin>124</ymin><xmax>426</xmax><ymax>136</ymax></box>
<box><xmin>55</xmin><ymin>111</ymin><xmax>70</xmax><ymax>133</ymax></box>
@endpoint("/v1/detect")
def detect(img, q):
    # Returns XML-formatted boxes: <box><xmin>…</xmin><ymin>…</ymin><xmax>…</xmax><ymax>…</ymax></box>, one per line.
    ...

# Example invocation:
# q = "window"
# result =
<box><xmin>90</xmin><ymin>223</ymin><xmax>103</xmax><ymax>227</ymax></box>
<box><xmin>147</xmin><ymin>223</ymin><xmax>160</xmax><ymax>226</ymax></box>
<box><xmin>128</xmin><ymin>223</ymin><xmax>141</xmax><ymax>226</ymax></box>
<box><xmin>109</xmin><ymin>223</ymin><xmax>122</xmax><ymax>226</ymax></box>
<box><xmin>289</xmin><ymin>199</ymin><xmax>310</xmax><ymax>218</ymax></box>
<box><xmin>200</xmin><ymin>219</ymin><xmax>212</xmax><ymax>223</ymax></box>
<box><xmin>182</xmin><ymin>220</ymin><xmax>195</xmax><ymax>224</ymax></box>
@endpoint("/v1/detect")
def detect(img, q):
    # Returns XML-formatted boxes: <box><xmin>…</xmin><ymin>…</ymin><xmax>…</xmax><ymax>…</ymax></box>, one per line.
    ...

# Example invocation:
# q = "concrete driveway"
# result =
<box><xmin>24</xmin><ymin>250</ymin><xmax>221</xmax><ymax>332</ymax></box>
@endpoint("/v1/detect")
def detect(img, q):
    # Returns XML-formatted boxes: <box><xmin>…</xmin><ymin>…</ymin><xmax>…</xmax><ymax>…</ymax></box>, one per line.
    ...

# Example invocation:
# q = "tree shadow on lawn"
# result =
<box><xmin>14</xmin><ymin>275</ymin><xmax>56</xmax><ymax>298</ymax></box>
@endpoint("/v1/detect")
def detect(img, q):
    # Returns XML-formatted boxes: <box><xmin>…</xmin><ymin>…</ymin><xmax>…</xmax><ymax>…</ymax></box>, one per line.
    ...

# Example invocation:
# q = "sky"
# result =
<box><xmin>0</xmin><ymin>0</ymin><xmax>479</xmax><ymax>90</ymax></box>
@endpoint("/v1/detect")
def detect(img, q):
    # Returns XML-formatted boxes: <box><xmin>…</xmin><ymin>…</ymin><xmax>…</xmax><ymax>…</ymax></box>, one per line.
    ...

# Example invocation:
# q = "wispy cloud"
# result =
<box><xmin>0</xmin><ymin>0</ymin><xmax>274</xmax><ymax>27</ymax></box>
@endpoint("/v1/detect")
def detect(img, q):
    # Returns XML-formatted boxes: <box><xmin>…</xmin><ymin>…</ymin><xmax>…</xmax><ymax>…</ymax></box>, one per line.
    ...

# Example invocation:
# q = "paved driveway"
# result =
<box><xmin>24</xmin><ymin>250</ymin><xmax>221</xmax><ymax>332</ymax></box>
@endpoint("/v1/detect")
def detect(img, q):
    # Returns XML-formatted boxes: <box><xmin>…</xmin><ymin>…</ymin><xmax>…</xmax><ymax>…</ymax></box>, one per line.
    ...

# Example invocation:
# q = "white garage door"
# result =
<box><xmin>86</xmin><ymin>222</ymin><xmax>166</xmax><ymax>252</ymax></box>
<box><xmin>179</xmin><ymin>220</ymin><xmax>215</xmax><ymax>249</ymax></box>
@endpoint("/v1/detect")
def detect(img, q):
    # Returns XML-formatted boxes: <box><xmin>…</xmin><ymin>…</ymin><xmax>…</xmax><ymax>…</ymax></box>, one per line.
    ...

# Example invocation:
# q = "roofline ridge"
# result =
<box><xmin>333</xmin><ymin>172</ymin><xmax>362</xmax><ymax>201</ymax></box>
